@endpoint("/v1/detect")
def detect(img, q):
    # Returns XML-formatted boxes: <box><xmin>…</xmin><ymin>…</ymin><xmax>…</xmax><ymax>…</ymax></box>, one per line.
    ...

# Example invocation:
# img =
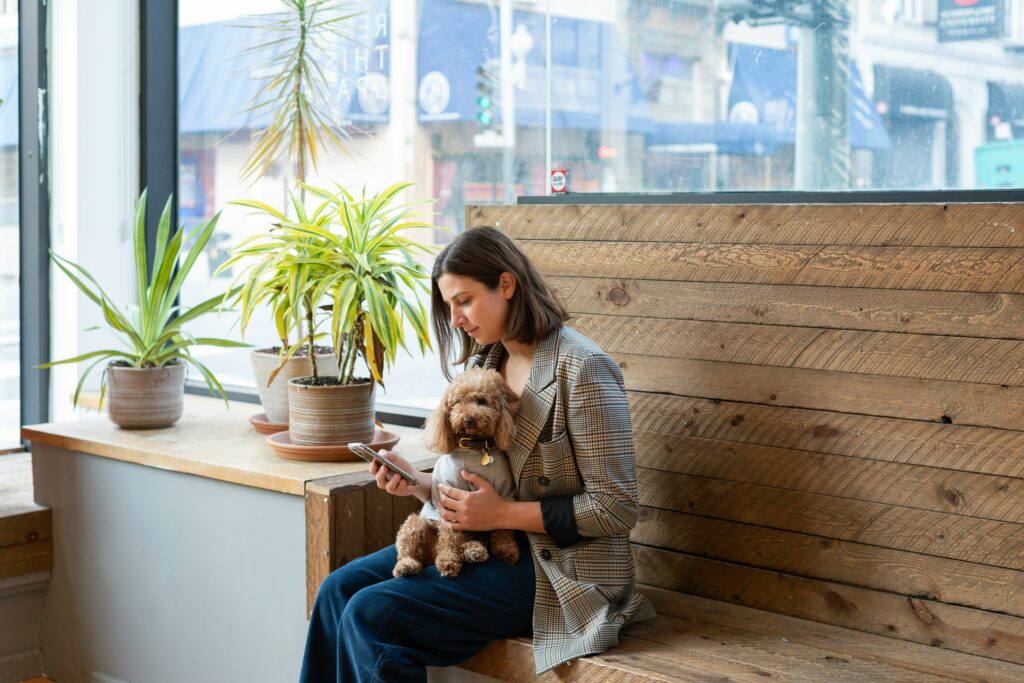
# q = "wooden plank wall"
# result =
<box><xmin>468</xmin><ymin>202</ymin><xmax>1024</xmax><ymax>665</ymax></box>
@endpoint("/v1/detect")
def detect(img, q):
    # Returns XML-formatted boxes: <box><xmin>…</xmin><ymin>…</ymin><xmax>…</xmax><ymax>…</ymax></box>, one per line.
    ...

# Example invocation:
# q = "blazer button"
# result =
<box><xmin>538</xmin><ymin>475</ymin><xmax>550</xmax><ymax>486</ymax></box>
<box><xmin>541</xmin><ymin>549</ymin><xmax>552</xmax><ymax>561</ymax></box>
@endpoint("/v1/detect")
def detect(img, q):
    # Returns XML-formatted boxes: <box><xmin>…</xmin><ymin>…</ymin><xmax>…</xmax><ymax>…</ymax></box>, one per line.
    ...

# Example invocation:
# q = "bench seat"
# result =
<box><xmin>461</xmin><ymin>586</ymin><xmax>1024</xmax><ymax>682</ymax></box>
<box><xmin>0</xmin><ymin>452</ymin><xmax>53</xmax><ymax>580</ymax></box>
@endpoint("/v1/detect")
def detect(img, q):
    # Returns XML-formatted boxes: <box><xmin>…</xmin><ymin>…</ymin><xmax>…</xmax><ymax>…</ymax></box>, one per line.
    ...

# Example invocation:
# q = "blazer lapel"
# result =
<box><xmin>507</xmin><ymin>328</ymin><xmax>561</xmax><ymax>481</ymax></box>
<box><xmin>481</xmin><ymin>342</ymin><xmax>504</xmax><ymax>371</ymax></box>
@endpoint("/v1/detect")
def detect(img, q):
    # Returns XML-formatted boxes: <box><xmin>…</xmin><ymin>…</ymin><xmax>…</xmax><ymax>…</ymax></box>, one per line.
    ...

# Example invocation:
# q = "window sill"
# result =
<box><xmin>21</xmin><ymin>393</ymin><xmax>437</xmax><ymax>496</ymax></box>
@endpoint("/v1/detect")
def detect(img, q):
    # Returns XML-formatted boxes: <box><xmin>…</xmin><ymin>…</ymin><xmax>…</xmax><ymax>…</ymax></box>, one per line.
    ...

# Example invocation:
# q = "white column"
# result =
<box><xmin>49</xmin><ymin>0</ymin><xmax>139</xmax><ymax>421</ymax></box>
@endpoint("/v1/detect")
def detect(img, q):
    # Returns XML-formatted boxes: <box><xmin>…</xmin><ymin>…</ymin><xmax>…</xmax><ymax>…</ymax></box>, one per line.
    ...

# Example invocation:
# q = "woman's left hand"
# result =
<box><xmin>438</xmin><ymin>471</ymin><xmax>509</xmax><ymax>532</ymax></box>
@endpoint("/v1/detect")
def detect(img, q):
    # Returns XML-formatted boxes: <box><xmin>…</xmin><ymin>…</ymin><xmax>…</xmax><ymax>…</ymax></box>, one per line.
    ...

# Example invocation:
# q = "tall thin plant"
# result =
<box><xmin>239</xmin><ymin>0</ymin><xmax>361</xmax><ymax>190</ymax></box>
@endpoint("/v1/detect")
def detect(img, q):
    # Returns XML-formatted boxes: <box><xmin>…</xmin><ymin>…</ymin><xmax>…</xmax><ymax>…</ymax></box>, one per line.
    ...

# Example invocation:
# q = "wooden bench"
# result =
<box><xmin>1</xmin><ymin>452</ymin><xmax>54</xmax><ymax>683</ymax></box>
<box><xmin>307</xmin><ymin>202</ymin><xmax>1024</xmax><ymax>681</ymax></box>
<box><xmin>0</xmin><ymin>452</ymin><xmax>53</xmax><ymax>581</ymax></box>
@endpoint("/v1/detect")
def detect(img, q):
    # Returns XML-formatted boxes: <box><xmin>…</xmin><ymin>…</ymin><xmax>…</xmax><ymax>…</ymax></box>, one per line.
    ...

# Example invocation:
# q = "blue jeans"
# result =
<box><xmin>299</xmin><ymin>531</ymin><xmax>535</xmax><ymax>683</ymax></box>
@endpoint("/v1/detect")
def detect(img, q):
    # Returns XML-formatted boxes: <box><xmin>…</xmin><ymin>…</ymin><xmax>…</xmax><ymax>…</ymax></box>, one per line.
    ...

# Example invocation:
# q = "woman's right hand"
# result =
<box><xmin>370</xmin><ymin>449</ymin><xmax>421</xmax><ymax>497</ymax></box>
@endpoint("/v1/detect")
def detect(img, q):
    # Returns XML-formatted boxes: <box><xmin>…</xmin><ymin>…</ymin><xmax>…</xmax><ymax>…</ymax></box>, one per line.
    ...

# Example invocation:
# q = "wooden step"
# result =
<box><xmin>0</xmin><ymin>453</ymin><xmax>53</xmax><ymax>579</ymax></box>
<box><xmin>462</xmin><ymin>586</ymin><xmax>1024</xmax><ymax>682</ymax></box>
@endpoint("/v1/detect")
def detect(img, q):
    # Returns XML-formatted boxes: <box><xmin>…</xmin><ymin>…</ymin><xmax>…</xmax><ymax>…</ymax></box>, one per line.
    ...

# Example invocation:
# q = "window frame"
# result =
<box><xmin>19</xmin><ymin>0</ymin><xmax>51</xmax><ymax>436</ymax></box>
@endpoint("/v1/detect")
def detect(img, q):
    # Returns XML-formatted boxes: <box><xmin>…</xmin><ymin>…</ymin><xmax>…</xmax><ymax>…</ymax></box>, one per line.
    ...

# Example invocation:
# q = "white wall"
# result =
<box><xmin>32</xmin><ymin>446</ymin><xmax>308</xmax><ymax>683</ymax></box>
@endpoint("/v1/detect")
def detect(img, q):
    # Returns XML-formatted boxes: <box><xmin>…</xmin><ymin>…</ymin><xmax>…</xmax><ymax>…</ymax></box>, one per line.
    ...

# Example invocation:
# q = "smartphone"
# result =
<box><xmin>348</xmin><ymin>443</ymin><xmax>421</xmax><ymax>487</ymax></box>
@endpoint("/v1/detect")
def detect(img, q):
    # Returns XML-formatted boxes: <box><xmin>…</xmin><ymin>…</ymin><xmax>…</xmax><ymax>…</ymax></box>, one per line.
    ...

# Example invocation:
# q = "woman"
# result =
<box><xmin>299</xmin><ymin>226</ymin><xmax>655</xmax><ymax>682</ymax></box>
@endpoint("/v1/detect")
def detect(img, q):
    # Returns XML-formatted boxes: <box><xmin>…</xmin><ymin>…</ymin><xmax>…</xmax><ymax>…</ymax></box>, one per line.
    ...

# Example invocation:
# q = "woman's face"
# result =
<box><xmin>437</xmin><ymin>272</ymin><xmax>515</xmax><ymax>346</ymax></box>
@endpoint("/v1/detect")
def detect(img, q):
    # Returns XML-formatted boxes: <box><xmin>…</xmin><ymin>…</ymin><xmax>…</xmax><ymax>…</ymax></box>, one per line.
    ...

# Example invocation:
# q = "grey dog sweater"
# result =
<box><xmin>421</xmin><ymin>445</ymin><xmax>516</xmax><ymax>522</ymax></box>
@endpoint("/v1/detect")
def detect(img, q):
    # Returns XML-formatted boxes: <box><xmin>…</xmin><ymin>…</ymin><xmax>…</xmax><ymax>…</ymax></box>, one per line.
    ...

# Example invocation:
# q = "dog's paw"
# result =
<box><xmin>461</xmin><ymin>540</ymin><xmax>489</xmax><ymax>564</ymax></box>
<box><xmin>436</xmin><ymin>554</ymin><xmax>463</xmax><ymax>577</ymax></box>
<box><xmin>393</xmin><ymin>557</ymin><xmax>423</xmax><ymax>577</ymax></box>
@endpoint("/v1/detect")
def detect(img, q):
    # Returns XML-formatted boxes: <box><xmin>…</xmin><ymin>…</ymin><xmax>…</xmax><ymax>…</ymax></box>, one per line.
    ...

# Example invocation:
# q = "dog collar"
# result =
<box><xmin>457</xmin><ymin>437</ymin><xmax>496</xmax><ymax>465</ymax></box>
<box><xmin>457</xmin><ymin>437</ymin><xmax>495</xmax><ymax>451</ymax></box>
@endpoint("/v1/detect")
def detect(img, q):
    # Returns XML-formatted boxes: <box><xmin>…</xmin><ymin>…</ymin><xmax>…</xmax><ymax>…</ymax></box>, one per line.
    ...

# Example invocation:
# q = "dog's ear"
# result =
<box><xmin>424</xmin><ymin>400</ymin><xmax>457</xmax><ymax>454</ymax></box>
<box><xmin>496</xmin><ymin>405</ymin><xmax>517</xmax><ymax>451</ymax></box>
<box><xmin>495</xmin><ymin>382</ymin><xmax>519</xmax><ymax>451</ymax></box>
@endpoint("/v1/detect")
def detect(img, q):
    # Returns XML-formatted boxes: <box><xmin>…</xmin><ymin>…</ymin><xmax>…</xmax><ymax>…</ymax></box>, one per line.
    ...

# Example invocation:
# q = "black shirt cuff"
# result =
<box><xmin>540</xmin><ymin>495</ymin><xmax>583</xmax><ymax>548</ymax></box>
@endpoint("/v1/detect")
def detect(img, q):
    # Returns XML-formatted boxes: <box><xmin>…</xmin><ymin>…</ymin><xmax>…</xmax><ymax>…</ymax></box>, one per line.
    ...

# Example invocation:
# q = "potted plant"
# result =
<box><xmin>38</xmin><ymin>190</ymin><xmax>248</xmax><ymax>428</ymax></box>
<box><xmin>217</xmin><ymin>0</ymin><xmax>360</xmax><ymax>425</ymax></box>
<box><xmin>216</xmin><ymin>191</ymin><xmax>340</xmax><ymax>424</ymax></box>
<box><xmin>224</xmin><ymin>181</ymin><xmax>438</xmax><ymax>445</ymax></box>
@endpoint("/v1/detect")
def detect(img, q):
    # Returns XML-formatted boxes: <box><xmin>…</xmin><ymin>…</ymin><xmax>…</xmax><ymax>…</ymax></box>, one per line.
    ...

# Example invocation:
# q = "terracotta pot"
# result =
<box><xmin>287</xmin><ymin>378</ymin><xmax>376</xmax><ymax>446</ymax></box>
<box><xmin>250</xmin><ymin>349</ymin><xmax>338</xmax><ymax>424</ymax></box>
<box><xmin>105</xmin><ymin>363</ymin><xmax>186</xmax><ymax>429</ymax></box>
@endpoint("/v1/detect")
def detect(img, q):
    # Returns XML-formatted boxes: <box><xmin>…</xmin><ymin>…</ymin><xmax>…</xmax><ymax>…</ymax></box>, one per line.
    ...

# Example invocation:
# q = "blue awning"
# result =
<box><xmin>0</xmin><ymin>51</ymin><xmax>17</xmax><ymax>148</ymax></box>
<box><xmin>727</xmin><ymin>43</ymin><xmax>891</xmax><ymax>150</ymax></box>
<box><xmin>647</xmin><ymin>122</ymin><xmax>789</xmax><ymax>156</ymax></box>
<box><xmin>179</xmin><ymin>0</ymin><xmax>391</xmax><ymax>134</ymax></box>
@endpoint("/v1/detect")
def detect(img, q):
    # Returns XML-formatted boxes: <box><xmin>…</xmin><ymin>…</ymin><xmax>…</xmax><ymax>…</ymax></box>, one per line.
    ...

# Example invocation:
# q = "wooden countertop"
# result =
<box><xmin>21</xmin><ymin>395</ymin><xmax>437</xmax><ymax>496</ymax></box>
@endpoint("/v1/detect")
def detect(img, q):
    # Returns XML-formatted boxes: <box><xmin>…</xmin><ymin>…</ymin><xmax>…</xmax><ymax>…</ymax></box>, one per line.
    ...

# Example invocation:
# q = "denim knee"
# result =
<box><xmin>341</xmin><ymin>583</ymin><xmax>403</xmax><ymax>638</ymax></box>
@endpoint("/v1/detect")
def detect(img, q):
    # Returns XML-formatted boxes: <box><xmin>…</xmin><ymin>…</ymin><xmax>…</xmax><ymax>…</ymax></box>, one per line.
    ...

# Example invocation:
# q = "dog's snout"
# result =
<box><xmin>463</xmin><ymin>416</ymin><xmax>476</xmax><ymax>427</ymax></box>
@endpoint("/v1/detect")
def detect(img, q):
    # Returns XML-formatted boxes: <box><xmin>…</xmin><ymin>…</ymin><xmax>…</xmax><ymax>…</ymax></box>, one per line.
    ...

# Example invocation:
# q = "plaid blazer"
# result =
<box><xmin>469</xmin><ymin>325</ymin><xmax>656</xmax><ymax>674</ymax></box>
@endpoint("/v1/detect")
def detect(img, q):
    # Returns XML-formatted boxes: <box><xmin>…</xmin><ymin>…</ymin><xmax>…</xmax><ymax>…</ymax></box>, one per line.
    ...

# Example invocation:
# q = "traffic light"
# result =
<box><xmin>475</xmin><ymin>64</ymin><xmax>494</xmax><ymax>127</ymax></box>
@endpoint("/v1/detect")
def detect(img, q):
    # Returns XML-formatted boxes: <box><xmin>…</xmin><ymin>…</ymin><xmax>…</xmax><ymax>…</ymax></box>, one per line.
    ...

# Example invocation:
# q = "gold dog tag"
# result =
<box><xmin>480</xmin><ymin>453</ymin><xmax>492</xmax><ymax>466</ymax></box>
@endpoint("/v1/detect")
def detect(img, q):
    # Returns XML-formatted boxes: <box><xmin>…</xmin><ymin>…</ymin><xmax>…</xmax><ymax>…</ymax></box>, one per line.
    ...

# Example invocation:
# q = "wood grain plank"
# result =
<box><xmin>0</xmin><ymin>509</ymin><xmax>51</xmax><ymax>550</ymax></box>
<box><xmin>616</xmin><ymin>353</ymin><xmax>1024</xmax><ymax>431</ymax></box>
<box><xmin>305</xmin><ymin>481</ymin><xmax>335</xmax><ymax>619</ymax></box>
<box><xmin>637</xmin><ymin>433</ymin><xmax>1024</xmax><ymax>523</ymax></box>
<box><xmin>552</xmin><ymin>277</ymin><xmax>1024</xmax><ymax>340</ymax></box>
<box><xmin>635</xmin><ymin>545</ymin><xmax>1024</xmax><ymax>666</ymax></box>
<box><xmin>521</xmin><ymin>241</ymin><xmax>1024</xmax><ymax>293</ymax></box>
<box><xmin>335</xmin><ymin>485</ymin><xmax>368</xmax><ymax>568</ymax></box>
<box><xmin>644</xmin><ymin>587</ymin><xmax>1024</xmax><ymax>683</ymax></box>
<box><xmin>462</xmin><ymin>586</ymin><xmax>1024</xmax><ymax>683</ymax></box>
<box><xmin>363</xmin><ymin>485</ymin><xmax>396</xmax><ymax>556</ymax></box>
<box><xmin>632</xmin><ymin>508</ymin><xmax>1024</xmax><ymax>618</ymax></box>
<box><xmin>621</xmin><ymin>609</ymin><xmax>964</xmax><ymax>683</ymax></box>
<box><xmin>463</xmin><ymin>636</ymin><xmax>706</xmax><ymax>681</ymax></box>
<box><xmin>0</xmin><ymin>540</ymin><xmax>53</xmax><ymax>580</ymax></box>
<box><xmin>627</xmin><ymin>393</ymin><xmax>1024</xmax><ymax>479</ymax></box>
<box><xmin>572</xmin><ymin>313</ymin><xmax>1024</xmax><ymax>386</ymax></box>
<box><xmin>471</xmin><ymin>204</ymin><xmax>1024</xmax><ymax>247</ymax></box>
<box><xmin>639</xmin><ymin>470</ymin><xmax>1024</xmax><ymax>571</ymax></box>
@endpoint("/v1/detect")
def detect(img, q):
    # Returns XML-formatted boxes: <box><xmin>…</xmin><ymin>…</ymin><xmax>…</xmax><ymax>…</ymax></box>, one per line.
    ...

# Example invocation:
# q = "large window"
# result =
<box><xmin>1</xmin><ymin>5</ymin><xmax>18</xmax><ymax>446</ymax></box>
<box><xmin>176</xmin><ymin>0</ymin><xmax>1024</xmax><ymax>413</ymax></box>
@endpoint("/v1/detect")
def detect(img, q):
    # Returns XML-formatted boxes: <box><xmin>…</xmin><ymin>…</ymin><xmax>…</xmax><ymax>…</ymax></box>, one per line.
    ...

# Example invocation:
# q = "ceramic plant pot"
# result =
<box><xmin>287</xmin><ymin>378</ymin><xmax>376</xmax><ymax>446</ymax></box>
<box><xmin>105</xmin><ymin>362</ymin><xmax>186</xmax><ymax>429</ymax></box>
<box><xmin>250</xmin><ymin>348</ymin><xmax>338</xmax><ymax>424</ymax></box>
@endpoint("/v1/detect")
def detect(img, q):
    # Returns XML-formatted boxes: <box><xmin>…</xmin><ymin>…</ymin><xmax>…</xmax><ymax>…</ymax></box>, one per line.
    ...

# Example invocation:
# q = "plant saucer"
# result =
<box><xmin>249</xmin><ymin>413</ymin><xmax>289</xmax><ymax>434</ymax></box>
<box><xmin>266</xmin><ymin>427</ymin><xmax>400</xmax><ymax>462</ymax></box>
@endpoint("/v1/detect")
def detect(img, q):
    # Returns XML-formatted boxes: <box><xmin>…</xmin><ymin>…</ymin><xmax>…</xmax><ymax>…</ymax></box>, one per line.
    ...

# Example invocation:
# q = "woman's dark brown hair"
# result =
<box><xmin>431</xmin><ymin>226</ymin><xmax>569</xmax><ymax>380</ymax></box>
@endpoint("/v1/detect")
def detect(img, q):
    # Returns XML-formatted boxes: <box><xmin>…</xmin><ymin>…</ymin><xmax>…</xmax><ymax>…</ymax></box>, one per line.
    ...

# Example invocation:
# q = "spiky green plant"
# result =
<box><xmin>239</xmin><ymin>0</ymin><xmax>361</xmax><ymax>187</ymax></box>
<box><xmin>38</xmin><ymin>190</ymin><xmax>248</xmax><ymax>407</ymax></box>
<box><xmin>218</xmin><ymin>182</ymin><xmax>440</xmax><ymax>387</ymax></box>
<box><xmin>215</xmin><ymin>189</ymin><xmax>335</xmax><ymax>386</ymax></box>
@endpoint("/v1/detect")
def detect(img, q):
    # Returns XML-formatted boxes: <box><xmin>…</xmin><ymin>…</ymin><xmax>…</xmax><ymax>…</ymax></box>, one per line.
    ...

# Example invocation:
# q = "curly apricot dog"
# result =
<box><xmin>393</xmin><ymin>368</ymin><xmax>521</xmax><ymax>578</ymax></box>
